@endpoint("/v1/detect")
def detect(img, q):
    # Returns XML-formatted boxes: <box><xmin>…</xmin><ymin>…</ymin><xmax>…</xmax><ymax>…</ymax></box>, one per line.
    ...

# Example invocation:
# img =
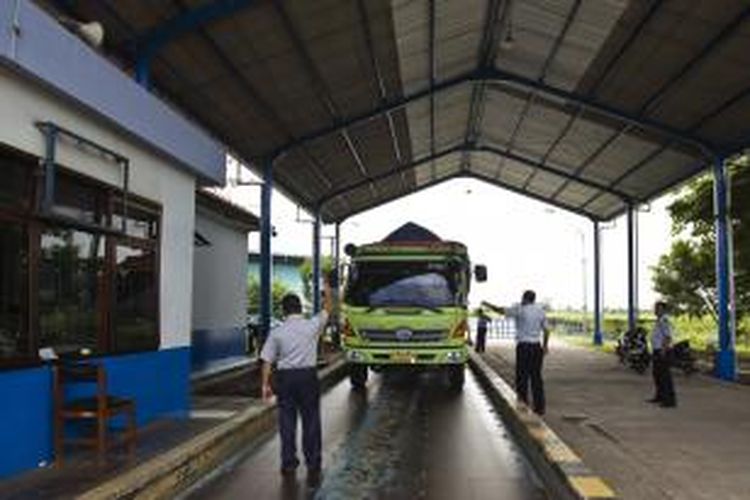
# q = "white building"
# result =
<box><xmin>0</xmin><ymin>2</ymin><xmax>226</xmax><ymax>478</ymax></box>
<box><xmin>192</xmin><ymin>191</ymin><xmax>258</xmax><ymax>375</ymax></box>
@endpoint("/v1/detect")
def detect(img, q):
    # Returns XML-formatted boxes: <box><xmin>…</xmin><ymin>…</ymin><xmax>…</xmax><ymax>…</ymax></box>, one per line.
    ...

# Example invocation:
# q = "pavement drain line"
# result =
<box><xmin>469</xmin><ymin>353</ymin><xmax>617</xmax><ymax>500</ymax></box>
<box><xmin>78</xmin><ymin>357</ymin><xmax>348</xmax><ymax>500</ymax></box>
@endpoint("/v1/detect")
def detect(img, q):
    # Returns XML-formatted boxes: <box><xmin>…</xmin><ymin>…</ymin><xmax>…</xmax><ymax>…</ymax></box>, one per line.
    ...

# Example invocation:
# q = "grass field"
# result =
<box><xmin>549</xmin><ymin>310</ymin><xmax>750</xmax><ymax>358</ymax></box>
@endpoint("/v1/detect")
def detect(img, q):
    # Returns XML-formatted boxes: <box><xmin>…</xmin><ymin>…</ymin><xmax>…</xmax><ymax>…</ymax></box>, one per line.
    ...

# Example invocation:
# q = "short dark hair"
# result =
<box><xmin>655</xmin><ymin>300</ymin><xmax>668</xmax><ymax>312</ymax></box>
<box><xmin>521</xmin><ymin>290</ymin><xmax>536</xmax><ymax>304</ymax></box>
<box><xmin>281</xmin><ymin>293</ymin><xmax>302</xmax><ymax>315</ymax></box>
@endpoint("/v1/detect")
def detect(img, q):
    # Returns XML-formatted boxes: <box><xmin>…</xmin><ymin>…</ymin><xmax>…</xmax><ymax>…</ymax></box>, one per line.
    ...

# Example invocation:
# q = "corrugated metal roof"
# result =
<box><xmin>42</xmin><ymin>0</ymin><xmax>750</xmax><ymax>222</ymax></box>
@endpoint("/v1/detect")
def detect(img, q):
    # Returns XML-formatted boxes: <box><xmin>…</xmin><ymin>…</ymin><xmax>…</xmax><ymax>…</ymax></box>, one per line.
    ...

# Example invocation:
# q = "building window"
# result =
<box><xmin>0</xmin><ymin>146</ymin><xmax>161</xmax><ymax>367</ymax></box>
<box><xmin>0</xmin><ymin>219</ymin><xmax>28</xmax><ymax>363</ymax></box>
<box><xmin>38</xmin><ymin>228</ymin><xmax>105</xmax><ymax>355</ymax></box>
<box><xmin>0</xmin><ymin>154</ymin><xmax>32</xmax><ymax>211</ymax></box>
<box><xmin>112</xmin><ymin>243</ymin><xmax>158</xmax><ymax>352</ymax></box>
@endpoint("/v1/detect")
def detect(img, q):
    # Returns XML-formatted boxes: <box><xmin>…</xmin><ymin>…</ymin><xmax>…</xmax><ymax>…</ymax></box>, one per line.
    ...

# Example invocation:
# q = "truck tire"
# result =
<box><xmin>447</xmin><ymin>365</ymin><xmax>465</xmax><ymax>391</ymax></box>
<box><xmin>350</xmin><ymin>364</ymin><xmax>368</xmax><ymax>389</ymax></box>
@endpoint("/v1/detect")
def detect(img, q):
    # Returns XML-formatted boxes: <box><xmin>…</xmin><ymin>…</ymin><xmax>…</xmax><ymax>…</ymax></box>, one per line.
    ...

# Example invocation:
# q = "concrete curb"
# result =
<box><xmin>468</xmin><ymin>352</ymin><xmax>617</xmax><ymax>500</ymax></box>
<box><xmin>78</xmin><ymin>357</ymin><xmax>348</xmax><ymax>500</ymax></box>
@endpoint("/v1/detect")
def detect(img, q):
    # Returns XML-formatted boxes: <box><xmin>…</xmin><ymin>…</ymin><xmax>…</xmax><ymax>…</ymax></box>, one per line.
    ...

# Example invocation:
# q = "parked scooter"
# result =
<box><xmin>669</xmin><ymin>340</ymin><xmax>698</xmax><ymax>375</ymax></box>
<box><xmin>616</xmin><ymin>327</ymin><xmax>651</xmax><ymax>374</ymax></box>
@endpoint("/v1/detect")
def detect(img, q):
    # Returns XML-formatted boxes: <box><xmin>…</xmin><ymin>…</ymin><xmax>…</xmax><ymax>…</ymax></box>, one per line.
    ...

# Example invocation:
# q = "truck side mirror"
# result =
<box><xmin>474</xmin><ymin>264</ymin><xmax>487</xmax><ymax>282</ymax></box>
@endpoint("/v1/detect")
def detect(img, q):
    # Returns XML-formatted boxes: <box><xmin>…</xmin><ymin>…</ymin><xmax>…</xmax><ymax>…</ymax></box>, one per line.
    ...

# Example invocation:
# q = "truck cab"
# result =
<box><xmin>340</xmin><ymin>223</ymin><xmax>486</xmax><ymax>390</ymax></box>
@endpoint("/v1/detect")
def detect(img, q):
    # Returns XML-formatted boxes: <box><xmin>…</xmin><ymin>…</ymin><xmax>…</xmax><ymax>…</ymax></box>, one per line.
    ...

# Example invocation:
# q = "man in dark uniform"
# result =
<box><xmin>475</xmin><ymin>308</ymin><xmax>490</xmax><ymax>353</ymax></box>
<box><xmin>483</xmin><ymin>290</ymin><xmax>550</xmax><ymax>415</ymax></box>
<box><xmin>647</xmin><ymin>300</ymin><xmax>677</xmax><ymax>408</ymax></box>
<box><xmin>260</xmin><ymin>277</ymin><xmax>333</xmax><ymax>486</ymax></box>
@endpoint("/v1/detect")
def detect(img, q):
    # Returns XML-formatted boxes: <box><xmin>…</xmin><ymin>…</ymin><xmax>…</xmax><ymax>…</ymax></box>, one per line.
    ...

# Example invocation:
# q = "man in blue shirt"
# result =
<box><xmin>483</xmin><ymin>290</ymin><xmax>550</xmax><ymax>415</ymax></box>
<box><xmin>261</xmin><ymin>277</ymin><xmax>333</xmax><ymax>485</ymax></box>
<box><xmin>647</xmin><ymin>301</ymin><xmax>677</xmax><ymax>408</ymax></box>
<box><xmin>475</xmin><ymin>308</ymin><xmax>490</xmax><ymax>353</ymax></box>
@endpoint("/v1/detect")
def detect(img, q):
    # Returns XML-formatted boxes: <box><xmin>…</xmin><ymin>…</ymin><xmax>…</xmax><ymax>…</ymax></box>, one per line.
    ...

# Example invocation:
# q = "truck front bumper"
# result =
<box><xmin>342</xmin><ymin>345</ymin><xmax>468</xmax><ymax>365</ymax></box>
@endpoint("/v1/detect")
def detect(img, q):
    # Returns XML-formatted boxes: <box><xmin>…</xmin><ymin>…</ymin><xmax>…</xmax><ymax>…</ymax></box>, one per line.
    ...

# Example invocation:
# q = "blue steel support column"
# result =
<box><xmin>332</xmin><ymin>222</ymin><xmax>341</xmax><ymax>344</ymax></box>
<box><xmin>627</xmin><ymin>206</ymin><xmax>638</xmax><ymax>333</ymax></box>
<box><xmin>312</xmin><ymin>211</ymin><xmax>322</xmax><ymax>314</ymax></box>
<box><xmin>714</xmin><ymin>156</ymin><xmax>736</xmax><ymax>380</ymax></box>
<box><xmin>593</xmin><ymin>220</ymin><xmax>603</xmax><ymax>345</ymax></box>
<box><xmin>135</xmin><ymin>53</ymin><xmax>152</xmax><ymax>88</ymax></box>
<box><xmin>260</xmin><ymin>159</ymin><xmax>274</xmax><ymax>343</ymax></box>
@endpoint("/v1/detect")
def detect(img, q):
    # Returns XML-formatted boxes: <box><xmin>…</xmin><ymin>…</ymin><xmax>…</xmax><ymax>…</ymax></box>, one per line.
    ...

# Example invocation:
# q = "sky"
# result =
<box><xmin>219</xmin><ymin>158</ymin><xmax>676</xmax><ymax>311</ymax></box>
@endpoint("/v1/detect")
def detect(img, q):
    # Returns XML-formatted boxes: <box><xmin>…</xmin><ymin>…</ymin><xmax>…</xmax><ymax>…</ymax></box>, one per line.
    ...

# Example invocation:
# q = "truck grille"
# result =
<box><xmin>359</xmin><ymin>329</ymin><xmax>446</xmax><ymax>342</ymax></box>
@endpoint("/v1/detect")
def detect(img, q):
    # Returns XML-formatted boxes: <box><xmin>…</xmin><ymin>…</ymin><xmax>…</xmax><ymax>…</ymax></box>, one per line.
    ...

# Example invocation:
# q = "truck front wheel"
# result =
<box><xmin>350</xmin><ymin>364</ymin><xmax>368</xmax><ymax>389</ymax></box>
<box><xmin>447</xmin><ymin>365</ymin><xmax>465</xmax><ymax>391</ymax></box>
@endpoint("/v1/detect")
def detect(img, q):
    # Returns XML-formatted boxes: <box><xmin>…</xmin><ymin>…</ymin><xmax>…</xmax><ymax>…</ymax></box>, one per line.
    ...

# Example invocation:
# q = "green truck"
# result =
<box><xmin>340</xmin><ymin>223</ymin><xmax>486</xmax><ymax>390</ymax></box>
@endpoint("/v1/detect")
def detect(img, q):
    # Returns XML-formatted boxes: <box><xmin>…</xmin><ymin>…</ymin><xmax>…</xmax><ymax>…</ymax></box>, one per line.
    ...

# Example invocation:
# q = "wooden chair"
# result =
<box><xmin>52</xmin><ymin>362</ymin><xmax>137</xmax><ymax>465</ymax></box>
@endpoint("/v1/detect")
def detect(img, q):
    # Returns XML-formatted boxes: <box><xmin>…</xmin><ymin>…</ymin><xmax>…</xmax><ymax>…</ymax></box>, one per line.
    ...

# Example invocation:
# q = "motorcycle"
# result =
<box><xmin>669</xmin><ymin>340</ymin><xmax>698</xmax><ymax>375</ymax></box>
<box><xmin>616</xmin><ymin>327</ymin><xmax>651</xmax><ymax>374</ymax></box>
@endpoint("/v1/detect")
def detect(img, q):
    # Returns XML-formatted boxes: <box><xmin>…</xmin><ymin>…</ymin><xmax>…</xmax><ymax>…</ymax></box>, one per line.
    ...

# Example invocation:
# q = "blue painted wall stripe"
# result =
<box><xmin>0</xmin><ymin>347</ymin><xmax>190</xmax><ymax>478</ymax></box>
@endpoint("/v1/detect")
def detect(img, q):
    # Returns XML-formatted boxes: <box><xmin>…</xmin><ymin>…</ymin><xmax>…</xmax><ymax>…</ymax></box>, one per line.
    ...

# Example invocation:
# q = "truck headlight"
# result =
<box><xmin>446</xmin><ymin>351</ymin><xmax>463</xmax><ymax>363</ymax></box>
<box><xmin>347</xmin><ymin>350</ymin><xmax>364</xmax><ymax>362</ymax></box>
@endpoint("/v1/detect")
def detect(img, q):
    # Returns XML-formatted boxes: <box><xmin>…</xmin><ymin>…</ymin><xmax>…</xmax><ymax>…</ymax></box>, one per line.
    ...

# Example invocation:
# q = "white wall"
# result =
<box><xmin>0</xmin><ymin>66</ymin><xmax>196</xmax><ymax>349</ymax></box>
<box><xmin>192</xmin><ymin>208</ymin><xmax>249</xmax><ymax>330</ymax></box>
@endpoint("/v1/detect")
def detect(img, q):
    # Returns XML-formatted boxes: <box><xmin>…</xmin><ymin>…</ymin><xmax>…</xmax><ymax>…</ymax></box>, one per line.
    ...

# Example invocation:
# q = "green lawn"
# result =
<box><xmin>550</xmin><ymin>311</ymin><xmax>750</xmax><ymax>360</ymax></box>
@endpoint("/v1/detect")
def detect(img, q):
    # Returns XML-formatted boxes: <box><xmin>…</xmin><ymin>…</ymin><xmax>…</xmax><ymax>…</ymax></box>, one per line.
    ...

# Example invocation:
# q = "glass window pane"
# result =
<box><xmin>0</xmin><ymin>221</ymin><xmax>28</xmax><ymax>360</ymax></box>
<box><xmin>38</xmin><ymin>228</ymin><xmax>104</xmax><ymax>354</ymax></box>
<box><xmin>51</xmin><ymin>173</ymin><xmax>104</xmax><ymax>226</ymax></box>
<box><xmin>0</xmin><ymin>155</ymin><xmax>30</xmax><ymax>208</ymax></box>
<box><xmin>113</xmin><ymin>244</ymin><xmax>158</xmax><ymax>352</ymax></box>
<box><xmin>112</xmin><ymin>200</ymin><xmax>158</xmax><ymax>239</ymax></box>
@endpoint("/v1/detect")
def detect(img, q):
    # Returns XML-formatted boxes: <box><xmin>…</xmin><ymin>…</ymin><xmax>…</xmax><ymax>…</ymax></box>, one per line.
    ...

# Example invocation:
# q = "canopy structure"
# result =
<box><xmin>45</xmin><ymin>0</ymin><xmax>750</xmax><ymax>223</ymax></box>
<box><xmin>44</xmin><ymin>0</ymin><xmax>745</xmax><ymax>380</ymax></box>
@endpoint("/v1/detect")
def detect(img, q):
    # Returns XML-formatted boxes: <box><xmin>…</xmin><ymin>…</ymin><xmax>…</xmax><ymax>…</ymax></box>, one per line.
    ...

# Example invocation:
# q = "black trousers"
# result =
<box><xmin>475</xmin><ymin>325</ymin><xmax>487</xmax><ymax>353</ymax></box>
<box><xmin>275</xmin><ymin>368</ymin><xmax>322</xmax><ymax>470</ymax></box>
<box><xmin>652</xmin><ymin>349</ymin><xmax>676</xmax><ymax>405</ymax></box>
<box><xmin>516</xmin><ymin>342</ymin><xmax>545</xmax><ymax>414</ymax></box>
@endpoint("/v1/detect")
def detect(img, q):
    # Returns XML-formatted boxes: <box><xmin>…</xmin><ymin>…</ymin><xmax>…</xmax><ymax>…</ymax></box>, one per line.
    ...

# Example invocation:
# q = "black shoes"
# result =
<box><xmin>646</xmin><ymin>397</ymin><xmax>661</xmax><ymax>404</ymax></box>
<box><xmin>660</xmin><ymin>401</ymin><xmax>677</xmax><ymax>408</ymax></box>
<box><xmin>280</xmin><ymin>466</ymin><xmax>297</xmax><ymax>477</ymax></box>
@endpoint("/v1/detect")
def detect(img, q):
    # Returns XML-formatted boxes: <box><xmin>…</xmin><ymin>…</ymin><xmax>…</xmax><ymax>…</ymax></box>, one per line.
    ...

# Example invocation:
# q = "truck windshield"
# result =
<box><xmin>345</xmin><ymin>261</ymin><xmax>461</xmax><ymax>308</ymax></box>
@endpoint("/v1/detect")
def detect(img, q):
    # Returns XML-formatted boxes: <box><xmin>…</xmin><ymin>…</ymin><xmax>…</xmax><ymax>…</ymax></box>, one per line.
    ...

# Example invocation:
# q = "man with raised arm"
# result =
<box><xmin>482</xmin><ymin>290</ymin><xmax>550</xmax><ymax>415</ymax></box>
<box><xmin>260</xmin><ymin>273</ymin><xmax>334</xmax><ymax>487</ymax></box>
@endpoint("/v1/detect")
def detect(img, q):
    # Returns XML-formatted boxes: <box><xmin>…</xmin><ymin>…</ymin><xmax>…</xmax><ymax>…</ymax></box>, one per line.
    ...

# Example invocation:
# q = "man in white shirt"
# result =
<box><xmin>483</xmin><ymin>290</ymin><xmax>550</xmax><ymax>415</ymax></box>
<box><xmin>647</xmin><ymin>301</ymin><xmax>677</xmax><ymax>408</ymax></box>
<box><xmin>260</xmin><ymin>277</ymin><xmax>333</xmax><ymax>485</ymax></box>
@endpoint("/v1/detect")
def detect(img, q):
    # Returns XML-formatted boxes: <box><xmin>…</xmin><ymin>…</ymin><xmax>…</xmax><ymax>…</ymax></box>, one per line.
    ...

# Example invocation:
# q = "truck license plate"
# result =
<box><xmin>392</xmin><ymin>352</ymin><xmax>415</xmax><ymax>363</ymax></box>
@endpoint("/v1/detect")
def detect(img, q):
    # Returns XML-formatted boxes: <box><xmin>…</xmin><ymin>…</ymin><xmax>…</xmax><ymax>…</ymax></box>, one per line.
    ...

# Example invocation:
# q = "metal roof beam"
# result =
<box><xmin>333</xmin><ymin>172</ymin><xmax>465</xmax><ymax>224</ymax></box>
<box><xmin>465</xmin><ymin>171</ymin><xmax>600</xmax><ymax>221</ymax></box>
<box><xmin>485</xmin><ymin>68</ymin><xmax>715</xmax><ymax>157</ymax></box>
<box><xmin>275</xmin><ymin>67</ymin><xmax>714</xmax><ymax>159</ymax></box>
<box><xmin>272</xmin><ymin>1</ymin><xmax>375</xmax><ymax>197</ymax></box>
<box><xmin>549</xmin><ymin>124</ymin><xmax>631</xmax><ymax>200</ymax></box>
<box><xmin>638</xmin><ymin>3</ymin><xmax>750</xmax><ymax>116</ymax></box>
<box><xmin>319</xmin><ymin>146</ymin><xmax>465</xmax><ymax>207</ymax></box>
<box><xmin>318</xmin><ymin>144</ymin><xmax>631</xmax><ymax>209</ymax></box>
<box><xmin>354</xmin><ymin>0</ymin><xmax>406</xmax><ymax>191</ymax></box>
<box><xmin>461</xmin><ymin>0</ymin><xmax>505</xmax><ymax>171</ymax></box>
<box><xmin>519</xmin><ymin>0</ymin><xmax>582</xmax><ymax>190</ymax></box>
<box><xmin>475</xmin><ymin>145</ymin><xmax>632</xmax><ymax>200</ymax></box>
<box><xmin>135</xmin><ymin>0</ymin><xmax>257</xmax><ymax>61</ymax></box>
<box><xmin>531</xmin><ymin>1</ymin><xmax>663</xmax><ymax>183</ymax></box>
<box><xmin>429</xmin><ymin>0</ymin><xmax>437</xmax><ymax>180</ymax></box>
<box><xmin>333</xmin><ymin>169</ymin><xmax>600</xmax><ymax>224</ymax></box>
<box><xmin>587</xmin><ymin>0</ymin><xmax>664</xmax><ymax>97</ymax></box>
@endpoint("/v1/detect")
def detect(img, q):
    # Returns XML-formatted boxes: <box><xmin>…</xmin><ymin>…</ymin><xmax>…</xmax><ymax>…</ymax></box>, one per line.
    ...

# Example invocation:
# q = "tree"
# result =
<box><xmin>298</xmin><ymin>256</ymin><xmax>334</xmax><ymax>304</ymax></box>
<box><xmin>247</xmin><ymin>275</ymin><xmax>292</xmax><ymax>318</ymax></box>
<box><xmin>652</xmin><ymin>159</ymin><xmax>749</xmax><ymax>326</ymax></box>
